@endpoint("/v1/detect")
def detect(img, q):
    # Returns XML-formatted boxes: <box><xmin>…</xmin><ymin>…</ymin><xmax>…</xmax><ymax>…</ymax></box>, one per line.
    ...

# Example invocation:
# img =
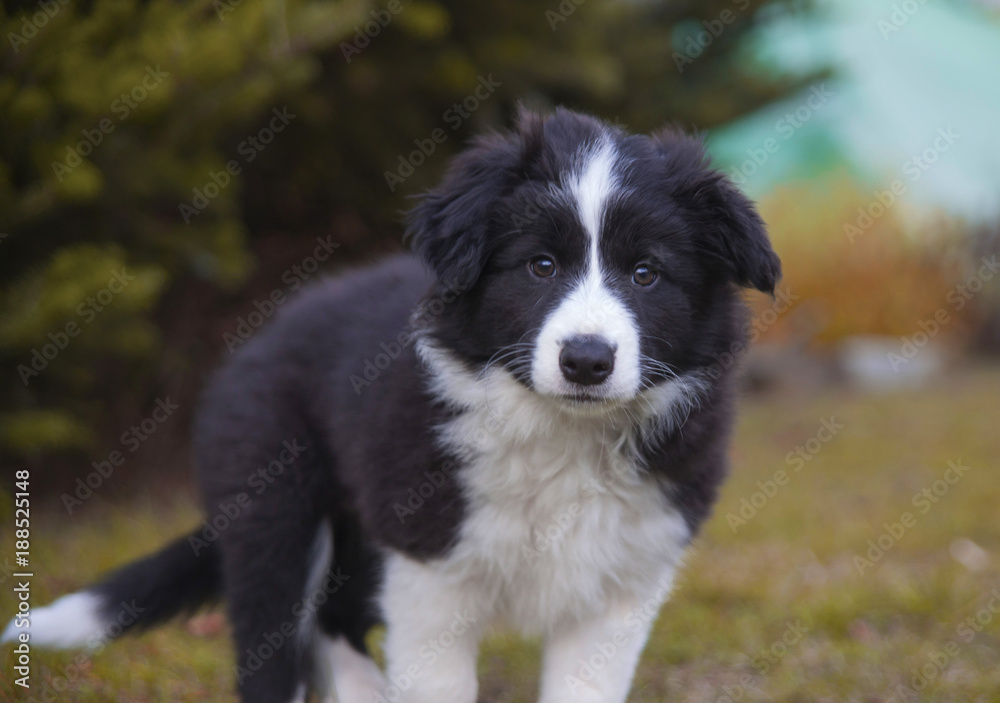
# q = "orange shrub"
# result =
<box><xmin>747</xmin><ymin>177</ymin><xmax>977</xmax><ymax>347</ymax></box>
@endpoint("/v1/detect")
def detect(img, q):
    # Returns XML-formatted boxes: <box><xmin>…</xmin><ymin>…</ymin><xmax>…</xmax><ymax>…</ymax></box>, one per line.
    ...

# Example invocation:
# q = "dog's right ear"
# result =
<box><xmin>407</xmin><ymin>111</ymin><xmax>543</xmax><ymax>291</ymax></box>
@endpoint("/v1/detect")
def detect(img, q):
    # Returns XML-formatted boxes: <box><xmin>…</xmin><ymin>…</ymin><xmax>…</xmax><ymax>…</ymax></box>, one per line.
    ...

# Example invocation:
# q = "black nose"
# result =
<box><xmin>559</xmin><ymin>335</ymin><xmax>616</xmax><ymax>386</ymax></box>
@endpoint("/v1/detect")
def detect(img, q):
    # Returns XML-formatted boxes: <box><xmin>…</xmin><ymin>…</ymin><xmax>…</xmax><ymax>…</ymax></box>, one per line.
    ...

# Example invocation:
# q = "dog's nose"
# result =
<box><xmin>559</xmin><ymin>335</ymin><xmax>616</xmax><ymax>386</ymax></box>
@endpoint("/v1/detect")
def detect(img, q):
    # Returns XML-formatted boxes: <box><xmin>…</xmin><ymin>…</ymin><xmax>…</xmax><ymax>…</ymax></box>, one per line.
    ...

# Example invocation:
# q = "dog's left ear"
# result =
<box><xmin>406</xmin><ymin>130</ymin><xmax>527</xmax><ymax>291</ymax></box>
<box><xmin>653</xmin><ymin>129</ymin><xmax>781</xmax><ymax>294</ymax></box>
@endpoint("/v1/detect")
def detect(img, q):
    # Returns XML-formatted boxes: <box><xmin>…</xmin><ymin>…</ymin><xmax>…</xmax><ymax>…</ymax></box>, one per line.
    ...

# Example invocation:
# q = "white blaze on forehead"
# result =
<box><xmin>570</xmin><ymin>136</ymin><xmax>619</xmax><ymax>258</ymax></box>
<box><xmin>531</xmin><ymin>137</ymin><xmax>642</xmax><ymax>400</ymax></box>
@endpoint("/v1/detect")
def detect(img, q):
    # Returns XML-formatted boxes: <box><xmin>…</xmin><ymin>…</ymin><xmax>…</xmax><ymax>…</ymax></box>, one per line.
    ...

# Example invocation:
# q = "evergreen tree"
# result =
<box><xmin>0</xmin><ymin>0</ymin><xmax>809</xmax><ymax>476</ymax></box>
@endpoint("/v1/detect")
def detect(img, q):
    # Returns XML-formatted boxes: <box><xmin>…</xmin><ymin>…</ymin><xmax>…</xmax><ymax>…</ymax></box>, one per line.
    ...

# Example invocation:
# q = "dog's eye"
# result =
<box><xmin>529</xmin><ymin>257</ymin><xmax>556</xmax><ymax>278</ymax></box>
<box><xmin>632</xmin><ymin>265</ymin><xmax>657</xmax><ymax>286</ymax></box>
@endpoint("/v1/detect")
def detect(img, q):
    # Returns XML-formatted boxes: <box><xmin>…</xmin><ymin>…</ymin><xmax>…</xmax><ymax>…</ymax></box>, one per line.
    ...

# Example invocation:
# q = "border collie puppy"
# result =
<box><xmin>3</xmin><ymin>108</ymin><xmax>779</xmax><ymax>703</ymax></box>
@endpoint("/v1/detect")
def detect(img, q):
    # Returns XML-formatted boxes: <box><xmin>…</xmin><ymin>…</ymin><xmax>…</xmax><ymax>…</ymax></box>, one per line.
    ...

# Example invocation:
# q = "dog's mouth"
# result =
<box><xmin>554</xmin><ymin>388</ymin><xmax>629</xmax><ymax>408</ymax></box>
<box><xmin>562</xmin><ymin>392</ymin><xmax>607</xmax><ymax>404</ymax></box>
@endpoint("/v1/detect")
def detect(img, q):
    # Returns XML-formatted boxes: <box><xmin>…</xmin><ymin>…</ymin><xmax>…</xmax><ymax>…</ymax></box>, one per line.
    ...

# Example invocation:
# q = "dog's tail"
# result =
<box><xmin>1</xmin><ymin>529</ymin><xmax>220</xmax><ymax>650</ymax></box>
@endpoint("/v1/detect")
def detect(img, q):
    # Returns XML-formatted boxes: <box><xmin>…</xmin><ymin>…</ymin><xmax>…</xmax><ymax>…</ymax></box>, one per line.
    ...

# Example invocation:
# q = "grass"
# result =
<box><xmin>3</xmin><ymin>364</ymin><xmax>1000</xmax><ymax>702</ymax></box>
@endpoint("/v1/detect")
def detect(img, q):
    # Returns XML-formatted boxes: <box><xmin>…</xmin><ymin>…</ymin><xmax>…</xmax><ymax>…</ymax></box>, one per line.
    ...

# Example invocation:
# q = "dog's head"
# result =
<box><xmin>408</xmin><ymin>108</ymin><xmax>779</xmax><ymax>407</ymax></box>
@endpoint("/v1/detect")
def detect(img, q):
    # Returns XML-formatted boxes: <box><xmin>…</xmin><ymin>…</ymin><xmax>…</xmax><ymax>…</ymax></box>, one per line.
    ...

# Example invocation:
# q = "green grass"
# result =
<box><xmin>3</xmin><ymin>365</ymin><xmax>1000</xmax><ymax>702</ymax></box>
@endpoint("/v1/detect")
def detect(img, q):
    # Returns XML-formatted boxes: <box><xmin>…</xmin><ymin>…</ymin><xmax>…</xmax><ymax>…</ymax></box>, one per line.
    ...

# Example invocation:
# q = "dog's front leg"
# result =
<box><xmin>380</xmin><ymin>554</ymin><xmax>486</xmax><ymax>703</ymax></box>
<box><xmin>537</xmin><ymin>578</ymin><xmax>675</xmax><ymax>703</ymax></box>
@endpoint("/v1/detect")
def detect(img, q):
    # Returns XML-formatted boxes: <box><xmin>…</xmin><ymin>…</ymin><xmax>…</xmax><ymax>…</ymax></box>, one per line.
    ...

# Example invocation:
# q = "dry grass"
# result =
<box><xmin>3</xmin><ymin>365</ymin><xmax>1000</xmax><ymax>702</ymax></box>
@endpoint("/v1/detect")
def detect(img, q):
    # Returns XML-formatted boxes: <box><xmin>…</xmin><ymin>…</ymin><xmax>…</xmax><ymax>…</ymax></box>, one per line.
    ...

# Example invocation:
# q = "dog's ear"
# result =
<box><xmin>407</xmin><ymin>115</ymin><xmax>538</xmax><ymax>290</ymax></box>
<box><xmin>653</xmin><ymin>128</ymin><xmax>781</xmax><ymax>294</ymax></box>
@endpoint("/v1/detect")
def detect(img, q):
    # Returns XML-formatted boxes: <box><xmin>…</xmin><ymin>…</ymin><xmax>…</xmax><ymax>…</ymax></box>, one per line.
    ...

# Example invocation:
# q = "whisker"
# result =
<box><xmin>641</xmin><ymin>333</ymin><xmax>675</xmax><ymax>350</ymax></box>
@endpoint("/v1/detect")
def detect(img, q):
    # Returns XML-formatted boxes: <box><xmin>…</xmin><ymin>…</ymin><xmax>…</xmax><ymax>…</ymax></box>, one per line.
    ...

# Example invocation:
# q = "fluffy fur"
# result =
<box><xmin>2</xmin><ymin>108</ymin><xmax>779</xmax><ymax>703</ymax></box>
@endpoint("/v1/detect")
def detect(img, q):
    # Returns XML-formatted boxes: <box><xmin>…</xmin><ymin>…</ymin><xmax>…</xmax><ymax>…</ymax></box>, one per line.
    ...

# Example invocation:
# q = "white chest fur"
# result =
<box><xmin>410</xmin><ymin>342</ymin><xmax>692</xmax><ymax>635</ymax></box>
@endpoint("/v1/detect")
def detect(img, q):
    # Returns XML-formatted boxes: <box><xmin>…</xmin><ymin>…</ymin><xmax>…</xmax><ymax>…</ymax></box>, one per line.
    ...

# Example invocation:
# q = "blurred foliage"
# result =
<box><xmin>0</xmin><ymin>0</ymin><xmax>811</xmax><ymax>472</ymax></box>
<box><xmin>751</xmin><ymin>178</ymin><xmax>993</xmax><ymax>348</ymax></box>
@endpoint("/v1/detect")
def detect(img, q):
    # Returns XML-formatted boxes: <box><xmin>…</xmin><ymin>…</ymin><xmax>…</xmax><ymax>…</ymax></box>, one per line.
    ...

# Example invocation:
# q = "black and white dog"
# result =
<box><xmin>3</xmin><ymin>108</ymin><xmax>779</xmax><ymax>702</ymax></box>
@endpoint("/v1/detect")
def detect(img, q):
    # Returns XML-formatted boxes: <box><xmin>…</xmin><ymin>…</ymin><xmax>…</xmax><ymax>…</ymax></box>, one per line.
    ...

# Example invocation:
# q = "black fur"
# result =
<box><xmin>92</xmin><ymin>530</ymin><xmax>221</xmax><ymax>636</ymax></box>
<box><xmin>21</xmin><ymin>108</ymin><xmax>780</xmax><ymax>702</ymax></box>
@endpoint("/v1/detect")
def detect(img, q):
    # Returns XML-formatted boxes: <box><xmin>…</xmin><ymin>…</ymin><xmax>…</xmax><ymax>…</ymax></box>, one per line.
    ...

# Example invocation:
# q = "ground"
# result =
<box><xmin>3</xmin><ymin>365</ymin><xmax>1000</xmax><ymax>702</ymax></box>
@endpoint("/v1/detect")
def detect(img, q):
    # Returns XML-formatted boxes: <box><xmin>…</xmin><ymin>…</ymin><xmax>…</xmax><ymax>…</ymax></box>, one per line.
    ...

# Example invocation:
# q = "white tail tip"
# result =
<box><xmin>2</xmin><ymin>592</ymin><xmax>106</xmax><ymax>650</ymax></box>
